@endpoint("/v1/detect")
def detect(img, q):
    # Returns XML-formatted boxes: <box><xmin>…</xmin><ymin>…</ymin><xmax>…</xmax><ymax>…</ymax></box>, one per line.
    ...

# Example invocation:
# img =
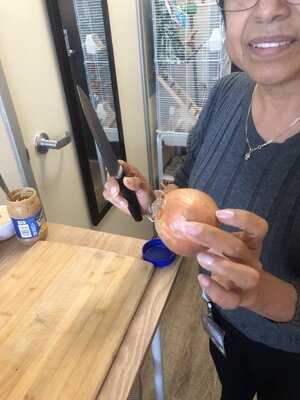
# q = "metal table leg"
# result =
<box><xmin>151</xmin><ymin>325</ymin><xmax>165</xmax><ymax>400</ymax></box>
<box><xmin>156</xmin><ymin>133</ymin><xmax>164</xmax><ymax>186</ymax></box>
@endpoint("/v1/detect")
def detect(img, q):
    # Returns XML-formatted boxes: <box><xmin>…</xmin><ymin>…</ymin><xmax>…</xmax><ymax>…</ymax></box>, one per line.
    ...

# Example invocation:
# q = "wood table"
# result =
<box><xmin>0</xmin><ymin>222</ymin><xmax>182</xmax><ymax>400</ymax></box>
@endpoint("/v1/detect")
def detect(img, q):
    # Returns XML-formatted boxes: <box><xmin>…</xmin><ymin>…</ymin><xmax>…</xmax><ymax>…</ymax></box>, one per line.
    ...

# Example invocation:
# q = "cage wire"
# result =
<box><xmin>152</xmin><ymin>0</ymin><xmax>230</xmax><ymax>135</ymax></box>
<box><xmin>73</xmin><ymin>0</ymin><xmax>118</xmax><ymax>138</ymax></box>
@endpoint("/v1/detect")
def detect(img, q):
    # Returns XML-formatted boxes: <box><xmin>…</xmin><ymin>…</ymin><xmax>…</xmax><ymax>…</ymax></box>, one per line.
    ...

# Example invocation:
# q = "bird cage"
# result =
<box><xmin>152</xmin><ymin>0</ymin><xmax>230</xmax><ymax>135</ymax></box>
<box><xmin>73</xmin><ymin>0</ymin><xmax>118</xmax><ymax>142</ymax></box>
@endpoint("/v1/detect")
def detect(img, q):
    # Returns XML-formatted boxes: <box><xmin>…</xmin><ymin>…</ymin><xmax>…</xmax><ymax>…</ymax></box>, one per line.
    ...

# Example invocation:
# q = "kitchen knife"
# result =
<box><xmin>77</xmin><ymin>85</ymin><xmax>142</xmax><ymax>222</ymax></box>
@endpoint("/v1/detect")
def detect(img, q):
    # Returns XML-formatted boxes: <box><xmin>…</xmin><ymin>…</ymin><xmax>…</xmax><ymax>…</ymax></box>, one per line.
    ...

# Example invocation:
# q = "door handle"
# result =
<box><xmin>35</xmin><ymin>132</ymin><xmax>72</xmax><ymax>154</ymax></box>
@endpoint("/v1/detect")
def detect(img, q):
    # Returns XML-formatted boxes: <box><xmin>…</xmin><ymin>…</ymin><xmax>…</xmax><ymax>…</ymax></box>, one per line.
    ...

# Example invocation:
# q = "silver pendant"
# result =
<box><xmin>244</xmin><ymin>151</ymin><xmax>251</xmax><ymax>160</ymax></box>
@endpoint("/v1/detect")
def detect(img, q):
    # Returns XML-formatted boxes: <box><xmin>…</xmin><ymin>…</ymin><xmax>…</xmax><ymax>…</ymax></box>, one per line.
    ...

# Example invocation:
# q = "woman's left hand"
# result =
<box><xmin>180</xmin><ymin>209</ymin><xmax>269</xmax><ymax>310</ymax></box>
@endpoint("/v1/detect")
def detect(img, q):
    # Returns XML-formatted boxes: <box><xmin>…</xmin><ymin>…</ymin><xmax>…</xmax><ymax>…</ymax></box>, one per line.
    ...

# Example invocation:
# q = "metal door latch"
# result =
<box><xmin>35</xmin><ymin>132</ymin><xmax>72</xmax><ymax>154</ymax></box>
<box><xmin>63</xmin><ymin>29</ymin><xmax>78</xmax><ymax>57</ymax></box>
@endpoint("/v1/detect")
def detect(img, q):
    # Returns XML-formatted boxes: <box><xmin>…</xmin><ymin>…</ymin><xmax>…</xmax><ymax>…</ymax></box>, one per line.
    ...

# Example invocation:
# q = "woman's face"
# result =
<box><xmin>225</xmin><ymin>1</ymin><xmax>300</xmax><ymax>86</ymax></box>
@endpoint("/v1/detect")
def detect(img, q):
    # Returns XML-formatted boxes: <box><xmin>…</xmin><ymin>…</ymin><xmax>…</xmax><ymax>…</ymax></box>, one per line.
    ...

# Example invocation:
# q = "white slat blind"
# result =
<box><xmin>152</xmin><ymin>0</ymin><xmax>230</xmax><ymax>134</ymax></box>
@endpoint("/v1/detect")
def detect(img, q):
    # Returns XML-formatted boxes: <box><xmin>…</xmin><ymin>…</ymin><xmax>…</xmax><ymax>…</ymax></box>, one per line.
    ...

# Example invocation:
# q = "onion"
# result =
<box><xmin>150</xmin><ymin>188</ymin><xmax>219</xmax><ymax>257</ymax></box>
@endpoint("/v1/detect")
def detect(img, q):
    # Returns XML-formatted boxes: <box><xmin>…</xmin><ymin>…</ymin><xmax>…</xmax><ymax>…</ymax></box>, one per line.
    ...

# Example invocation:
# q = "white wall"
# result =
<box><xmin>0</xmin><ymin>0</ymin><xmax>154</xmax><ymax>240</ymax></box>
<box><xmin>98</xmin><ymin>0</ymin><xmax>154</xmax><ymax>238</ymax></box>
<box><xmin>107</xmin><ymin>0</ymin><xmax>150</xmax><ymax>174</ymax></box>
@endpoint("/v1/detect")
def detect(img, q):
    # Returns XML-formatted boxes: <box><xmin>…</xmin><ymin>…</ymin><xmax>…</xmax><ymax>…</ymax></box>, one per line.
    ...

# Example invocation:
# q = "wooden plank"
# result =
<box><xmin>97</xmin><ymin>256</ymin><xmax>182</xmax><ymax>400</ymax></box>
<box><xmin>0</xmin><ymin>241</ymin><xmax>153</xmax><ymax>400</ymax></box>
<box><xmin>0</xmin><ymin>223</ymin><xmax>147</xmax><ymax>278</ymax></box>
<box><xmin>141</xmin><ymin>256</ymin><xmax>221</xmax><ymax>400</ymax></box>
<box><xmin>0</xmin><ymin>223</ymin><xmax>183</xmax><ymax>399</ymax></box>
<box><xmin>157</xmin><ymin>75</ymin><xmax>201</xmax><ymax>120</ymax></box>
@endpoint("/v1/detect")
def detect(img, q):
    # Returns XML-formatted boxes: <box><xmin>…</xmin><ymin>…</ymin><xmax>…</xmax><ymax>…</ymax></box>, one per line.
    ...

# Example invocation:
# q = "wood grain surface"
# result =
<box><xmin>141</xmin><ymin>256</ymin><xmax>221</xmax><ymax>400</ymax></box>
<box><xmin>0</xmin><ymin>241</ymin><xmax>153</xmax><ymax>400</ymax></box>
<box><xmin>0</xmin><ymin>223</ymin><xmax>183</xmax><ymax>399</ymax></box>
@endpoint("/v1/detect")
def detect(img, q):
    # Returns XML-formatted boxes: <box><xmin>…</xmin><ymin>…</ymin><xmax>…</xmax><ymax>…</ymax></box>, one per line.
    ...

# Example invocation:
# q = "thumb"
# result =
<box><xmin>123</xmin><ymin>176</ymin><xmax>148</xmax><ymax>192</ymax></box>
<box><xmin>123</xmin><ymin>176</ymin><xmax>136</xmax><ymax>188</ymax></box>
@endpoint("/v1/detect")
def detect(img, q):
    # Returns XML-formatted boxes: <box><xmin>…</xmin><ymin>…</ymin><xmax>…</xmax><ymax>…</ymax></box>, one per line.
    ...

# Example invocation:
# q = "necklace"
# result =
<box><xmin>244</xmin><ymin>85</ymin><xmax>300</xmax><ymax>161</ymax></box>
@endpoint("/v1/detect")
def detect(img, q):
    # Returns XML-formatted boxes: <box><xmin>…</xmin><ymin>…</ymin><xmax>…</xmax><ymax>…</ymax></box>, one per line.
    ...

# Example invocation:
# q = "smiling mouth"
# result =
<box><xmin>250</xmin><ymin>41</ymin><xmax>293</xmax><ymax>49</ymax></box>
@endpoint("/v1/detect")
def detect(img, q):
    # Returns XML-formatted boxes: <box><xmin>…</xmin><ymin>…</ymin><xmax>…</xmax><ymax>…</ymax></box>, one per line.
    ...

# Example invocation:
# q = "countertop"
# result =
<box><xmin>0</xmin><ymin>222</ymin><xmax>182</xmax><ymax>399</ymax></box>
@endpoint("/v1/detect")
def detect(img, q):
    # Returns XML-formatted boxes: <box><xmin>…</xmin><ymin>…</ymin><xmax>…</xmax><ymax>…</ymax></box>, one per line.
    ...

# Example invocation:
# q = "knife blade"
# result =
<box><xmin>77</xmin><ymin>85</ymin><xmax>142</xmax><ymax>222</ymax></box>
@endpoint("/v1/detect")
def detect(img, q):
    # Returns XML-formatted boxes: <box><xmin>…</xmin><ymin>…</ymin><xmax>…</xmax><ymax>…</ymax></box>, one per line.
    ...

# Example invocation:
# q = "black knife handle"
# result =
<box><xmin>117</xmin><ymin>170</ymin><xmax>142</xmax><ymax>222</ymax></box>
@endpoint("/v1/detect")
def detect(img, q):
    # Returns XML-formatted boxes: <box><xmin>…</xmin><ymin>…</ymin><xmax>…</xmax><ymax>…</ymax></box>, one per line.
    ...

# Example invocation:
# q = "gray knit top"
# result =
<box><xmin>174</xmin><ymin>72</ymin><xmax>300</xmax><ymax>353</ymax></box>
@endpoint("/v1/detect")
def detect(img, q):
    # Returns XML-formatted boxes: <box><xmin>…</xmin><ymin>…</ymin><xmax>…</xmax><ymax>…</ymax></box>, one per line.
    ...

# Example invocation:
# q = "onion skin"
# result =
<box><xmin>153</xmin><ymin>188</ymin><xmax>219</xmax><ymax>257</ymax></box>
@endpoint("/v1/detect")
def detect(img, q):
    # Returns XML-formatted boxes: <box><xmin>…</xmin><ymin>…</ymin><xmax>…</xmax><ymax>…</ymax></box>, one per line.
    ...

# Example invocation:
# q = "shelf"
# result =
<box><xmin>163</xmin><ymin>155</ymin><xmax>186</xmax><ymax>184</ymax></box>
<box><xmin>157</xmin><ymin>131</ymin><xmax>188</xmax><ymax>185</ymax></box>
<box><xmin>159</xmin><ymin>131</ymin><xmax>188</xmax><ymax>146</ymax></box>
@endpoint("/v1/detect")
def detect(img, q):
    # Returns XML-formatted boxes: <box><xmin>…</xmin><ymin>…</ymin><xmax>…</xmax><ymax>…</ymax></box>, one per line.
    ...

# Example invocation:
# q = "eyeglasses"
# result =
<box><xmin>217</xmin><ymin>0</ymin><xmax>300</xmax><ymax>12</ymax></box>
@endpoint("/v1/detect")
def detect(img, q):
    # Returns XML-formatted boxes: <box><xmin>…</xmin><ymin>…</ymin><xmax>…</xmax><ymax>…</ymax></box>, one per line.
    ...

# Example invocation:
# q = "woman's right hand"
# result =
<box><xmin>103</xmin><ymin>160</ymin><xmax>156</xmax><ymax>216</ymax></box>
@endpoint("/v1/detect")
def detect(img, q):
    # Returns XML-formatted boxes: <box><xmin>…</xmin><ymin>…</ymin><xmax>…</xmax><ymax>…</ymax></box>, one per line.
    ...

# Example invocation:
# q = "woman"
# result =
<box><xmin>104</xmin><ymin>0</ymin><xmax>300</xmax><ymax>398</ymax></box>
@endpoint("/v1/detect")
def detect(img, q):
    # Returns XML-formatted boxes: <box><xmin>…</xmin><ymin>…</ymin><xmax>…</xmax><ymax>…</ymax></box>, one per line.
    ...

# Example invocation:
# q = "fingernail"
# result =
<box><xmin>197</xmin><ymin>253</ymin><xmax>214</xmax><ymax>265</ymax></box>
<box><xmin>216</xmin><ymin>209</ymin><xmax>234</xmax><ymax>220</ymax></box>
<box><xmin>123</xmin><ymin>177</ymin><xmax>133</xmax><ymax>185</ymax></box>
<box><xmin>198</xmin><ymin>275</ymin><xmax>210</xmax><ymax>288</ymax></box>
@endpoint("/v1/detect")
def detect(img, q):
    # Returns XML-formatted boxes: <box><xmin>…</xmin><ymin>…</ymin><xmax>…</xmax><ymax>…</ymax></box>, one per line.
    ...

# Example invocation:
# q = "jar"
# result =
<box><xmin>6</xmin><ymin>187</ymin><xmax>48</xmax><ymax>246</ymax></box>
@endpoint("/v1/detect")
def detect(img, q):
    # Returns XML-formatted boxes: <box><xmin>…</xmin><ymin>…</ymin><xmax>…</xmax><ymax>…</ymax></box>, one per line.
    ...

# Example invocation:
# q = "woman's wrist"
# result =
<box><xmin>242</xmin><ymin>271</ymin><xmax>298</xmax><ymax>322</ymax></box>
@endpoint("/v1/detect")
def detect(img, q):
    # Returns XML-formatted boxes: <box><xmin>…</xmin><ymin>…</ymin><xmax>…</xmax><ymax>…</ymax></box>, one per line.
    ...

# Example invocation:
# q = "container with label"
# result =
<box><xmin>6</xmin><ymin>187</ymin><xmax>48</xmax><ymax>246</ymax></box>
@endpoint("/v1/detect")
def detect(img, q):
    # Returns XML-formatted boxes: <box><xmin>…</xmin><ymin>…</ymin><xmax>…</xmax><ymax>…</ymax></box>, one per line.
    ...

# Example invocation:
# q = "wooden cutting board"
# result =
<box><xmin>0</xmin><ymin>241</ymin><xmax>153</xmax><ymax>400</ymax></box>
